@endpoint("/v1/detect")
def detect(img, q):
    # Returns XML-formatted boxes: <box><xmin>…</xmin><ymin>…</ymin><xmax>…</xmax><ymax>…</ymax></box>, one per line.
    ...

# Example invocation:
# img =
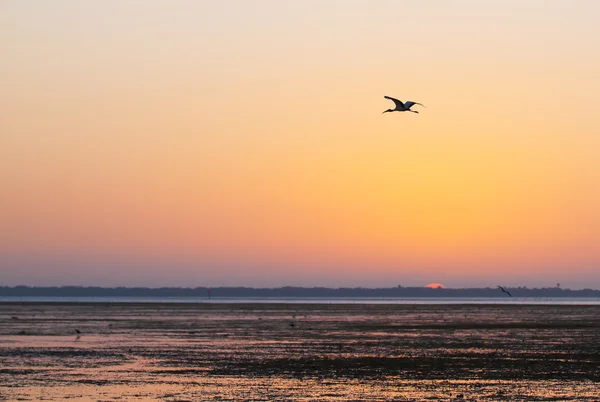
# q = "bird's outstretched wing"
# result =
<box><xmin>404</xmin><ymin>101</ymin><xmax>425</xmax><ymax>110</ymax></box>
<box><xmin>497</xmin><ymin>285</ymin><xmax>512</xmax><ymax>297</ymax></box>
<box><xmin>384</xmin><ymin>96</ymin><xmax>404</xmax><ymax>109</ymax></box>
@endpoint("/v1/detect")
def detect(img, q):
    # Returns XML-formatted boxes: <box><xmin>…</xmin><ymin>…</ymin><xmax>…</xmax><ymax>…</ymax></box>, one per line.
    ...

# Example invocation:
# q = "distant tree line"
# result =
<box><xmin>1</xmin><ymin>286</ymin><xmax>599</xmax><ymax>298</ymax></box>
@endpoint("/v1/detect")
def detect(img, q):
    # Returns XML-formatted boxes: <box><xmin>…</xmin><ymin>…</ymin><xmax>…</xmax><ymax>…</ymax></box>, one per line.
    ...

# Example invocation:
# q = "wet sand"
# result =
<box><xmin>1</xmin><ymin>302</ymin><xmax>599</xmax><ymax>401</ymax></box>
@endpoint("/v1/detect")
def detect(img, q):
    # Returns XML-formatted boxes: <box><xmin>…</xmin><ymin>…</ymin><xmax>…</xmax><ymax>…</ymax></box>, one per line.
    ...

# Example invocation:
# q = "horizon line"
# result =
<box><xmin>2</xmin><ymin>285</ymin><xmax>599</xmax><ymax>291</ymax></box>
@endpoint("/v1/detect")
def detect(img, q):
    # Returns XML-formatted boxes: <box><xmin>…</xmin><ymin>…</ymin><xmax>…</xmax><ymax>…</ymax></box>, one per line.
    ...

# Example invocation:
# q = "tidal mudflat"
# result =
<box><xmin>1</xmin><ymin>302</ymin><xmax>599</xmax><ymax>401</ymax></box>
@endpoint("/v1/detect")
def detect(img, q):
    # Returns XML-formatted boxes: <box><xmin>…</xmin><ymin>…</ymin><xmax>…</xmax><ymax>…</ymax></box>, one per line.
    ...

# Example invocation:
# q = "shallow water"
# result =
<box><xmin>3</xmin><ymin>296</ymin><xmax>600</xmax><ymax>304</ymax></box>
<box><xmin>1</xmin><ymin>303</ymin><xmax>599</xmax><ymax>401</ymax></box>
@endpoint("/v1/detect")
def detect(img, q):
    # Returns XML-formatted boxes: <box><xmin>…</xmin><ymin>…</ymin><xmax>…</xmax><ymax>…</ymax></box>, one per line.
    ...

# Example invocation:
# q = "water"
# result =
<box><xmin>1</xmin><ymin>302</ymin><xmax>599</xmax><ymax>400</ymax></box>
<box><xmin>2</xmin><ymin>296</ymin><xmax>600</xmax><ymax>304</ymax></box>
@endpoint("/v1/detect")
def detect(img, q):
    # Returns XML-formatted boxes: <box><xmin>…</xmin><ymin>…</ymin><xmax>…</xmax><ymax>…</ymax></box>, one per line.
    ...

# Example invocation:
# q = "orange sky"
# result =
<box><xmin>1</xmin><ymin>1</ymin><xmax>600</xmax><ymax>288</ymax></box>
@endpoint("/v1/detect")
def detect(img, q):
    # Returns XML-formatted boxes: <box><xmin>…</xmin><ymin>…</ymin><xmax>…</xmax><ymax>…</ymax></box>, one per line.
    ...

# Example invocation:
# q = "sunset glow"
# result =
<box><xmin>1</xmin><ymin>1</ymin><xmax>600</xmax><ymax>288</ymax></box>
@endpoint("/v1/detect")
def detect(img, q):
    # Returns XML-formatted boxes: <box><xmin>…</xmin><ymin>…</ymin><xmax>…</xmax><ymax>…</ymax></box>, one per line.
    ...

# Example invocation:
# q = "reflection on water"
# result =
<box><xmin>1</xmin><ymin>303</ymin><xmax>599</xmax><ymax>400</ymax></box>
<box><xmin>2</xmin><ymin>296</ymin><xmax>600</xmax><ymax>304</ymax></box>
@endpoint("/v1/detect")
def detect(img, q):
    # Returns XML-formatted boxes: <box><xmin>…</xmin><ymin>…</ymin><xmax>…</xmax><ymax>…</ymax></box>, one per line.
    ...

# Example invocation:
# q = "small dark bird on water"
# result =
<box><xmin>74</xmin><ymin>329</ymin><xmax>81</xmax><ymax>334</ymax></box>
<box><xmin>289</xmin><ymin>322</ymin><xmax>296</xmax><ymax>328</ymax></box>
<box><xmin>11</xmin><ymin>316</ymin><xmax>18</xmax><ymax>320</ymax></box>
<box><xmin>497</xmin><ymin>285</ymin><xmax>512</xmax><ymax>297</ymax></box>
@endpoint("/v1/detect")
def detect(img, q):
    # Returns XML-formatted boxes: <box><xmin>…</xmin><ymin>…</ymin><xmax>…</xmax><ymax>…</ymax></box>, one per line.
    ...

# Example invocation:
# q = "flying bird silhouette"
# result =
<box><xmin>497</xmin><ymin>286</ymin><xmax>512</xmax><ymax>297</ymax></box>
<box><xmin>382</xmin><ymin>96</ymin><xmax>425</xmax><ymax>114</ymax></box>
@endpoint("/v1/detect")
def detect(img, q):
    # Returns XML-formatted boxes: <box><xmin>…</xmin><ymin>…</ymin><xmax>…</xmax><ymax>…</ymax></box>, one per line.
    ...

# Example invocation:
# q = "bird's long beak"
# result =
<box><xmin>382</xmin><ymin>110</ymin><xmax>389</xmax><ymax>114</ymax></box>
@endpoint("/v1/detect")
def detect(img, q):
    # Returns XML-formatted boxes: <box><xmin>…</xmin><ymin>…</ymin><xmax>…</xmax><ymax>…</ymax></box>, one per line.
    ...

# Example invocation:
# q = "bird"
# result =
<box><xmin>74</xmin><ymin>329</ymin><xmax>81</xmax><ymax>334</ymax></box>
<box><xmin>382</xmin><ymin>96</ymin><xmax>425</xmax><ymax>114</ymax></box>
<box><xmin>497</xmin><ymin>285</ymin><xmax>512</xmax><ymax>297</ymax></box>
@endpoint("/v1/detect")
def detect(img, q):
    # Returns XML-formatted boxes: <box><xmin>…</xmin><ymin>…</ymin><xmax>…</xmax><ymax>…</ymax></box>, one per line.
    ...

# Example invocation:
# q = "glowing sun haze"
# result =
<box><xmin>1</xmin><ymin>1</ymin><xmax>600</xmax><ymax>288</ymax></box>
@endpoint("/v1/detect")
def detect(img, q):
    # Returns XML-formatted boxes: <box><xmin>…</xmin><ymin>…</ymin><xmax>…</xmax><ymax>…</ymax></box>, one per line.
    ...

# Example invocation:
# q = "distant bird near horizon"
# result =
<box><xmin>382</xmin><ymin>96</ymin><xmax>425</xmax><ymax>114</ymax></box>
<box><xmin>497</xmin><ymin>286</ymin><xmax>512</xmax><ymax>297</ymax></box>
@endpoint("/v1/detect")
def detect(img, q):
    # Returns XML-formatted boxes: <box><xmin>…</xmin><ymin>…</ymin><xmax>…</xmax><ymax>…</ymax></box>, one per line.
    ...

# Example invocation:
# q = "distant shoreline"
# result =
<box><xmin>2</xmin><ymin>298</ymin><xmax>600</xmax><ymax>306</ymax></box>
<box><xmin>1</xmin><ymin>286</ymin><xmax>599</xmax><ymax>298</ymax></box>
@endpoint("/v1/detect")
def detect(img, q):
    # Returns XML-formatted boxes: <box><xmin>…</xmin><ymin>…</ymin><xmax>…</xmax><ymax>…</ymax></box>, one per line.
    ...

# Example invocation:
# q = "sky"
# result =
<box><xmin>1</xmin><ymin>1</ymin><xmax>600</xmax><ymax>289</ymax></box>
